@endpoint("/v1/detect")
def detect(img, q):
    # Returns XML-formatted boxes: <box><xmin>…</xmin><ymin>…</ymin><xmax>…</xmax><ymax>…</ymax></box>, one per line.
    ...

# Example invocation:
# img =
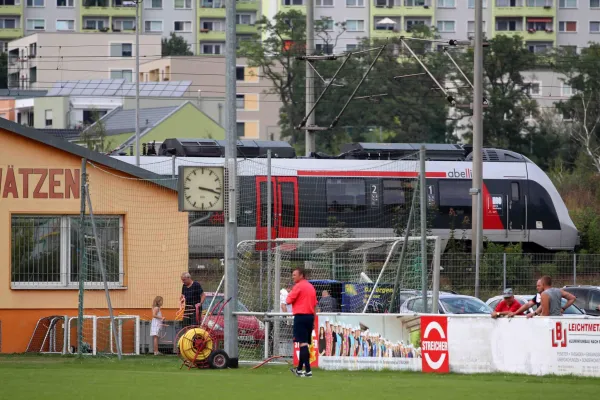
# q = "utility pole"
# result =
<box><xmin>135</xmin><ymin>0</ymin><xmax>140</xmax><ymax>166</ymax></box>
<box><xmin>472</xmin><ymin>0</ymin><xmax>484</xmax><ymax>298</ymax></box>
<box><xmin>224</xmin><ymin>0</ymin><xmax>239</xmax><ymax>367</ymax></box>
<box><xmin>305</xmin><ymin>0</ymin><xmax>315</xmax><ymax>156</ymax></box>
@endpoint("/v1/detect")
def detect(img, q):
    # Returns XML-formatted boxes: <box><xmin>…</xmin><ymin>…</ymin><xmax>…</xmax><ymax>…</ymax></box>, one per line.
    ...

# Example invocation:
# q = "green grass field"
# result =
<box><xmin>1</xmin><ymin>355</ymin><xmax>598</xmax><ymax>400</ymax></box>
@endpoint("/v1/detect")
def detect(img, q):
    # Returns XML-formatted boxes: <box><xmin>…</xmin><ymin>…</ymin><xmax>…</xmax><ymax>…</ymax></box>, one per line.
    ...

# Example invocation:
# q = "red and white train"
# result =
<box><xmin>111</xmin><ymin>140</ymin><xmax>579</xmax><ymax>255</ymax></box>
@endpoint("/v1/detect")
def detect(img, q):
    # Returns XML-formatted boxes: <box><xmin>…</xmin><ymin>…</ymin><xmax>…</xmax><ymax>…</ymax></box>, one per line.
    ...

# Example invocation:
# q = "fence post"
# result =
<box><xmin>573</xmin><ymin>253</ymin><xmax>577</xmax><ymax>286</ymax></box>
<box><xmin>503</xmin><ymin>252</ymin><xmax>507</xmax><ymax>291</ymax></box>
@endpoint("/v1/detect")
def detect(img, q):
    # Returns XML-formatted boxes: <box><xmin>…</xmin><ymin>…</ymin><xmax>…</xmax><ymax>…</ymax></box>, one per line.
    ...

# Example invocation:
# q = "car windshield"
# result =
<box><xmin>203</xmin><ymin>296</ymin><xmax>249</xmax><ymax>314</ymax></box>
<box><xmin>441</xmin><ymin>297</ymin><xmax>492</xmax><ymax>314</ymax></box>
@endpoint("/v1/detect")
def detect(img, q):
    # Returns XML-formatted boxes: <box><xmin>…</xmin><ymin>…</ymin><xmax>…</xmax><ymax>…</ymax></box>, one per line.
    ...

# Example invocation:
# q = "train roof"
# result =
<box><xmin>128</xmin><ymin>138</ymin><xmax>532</xmax><ymax>163</ymax></box>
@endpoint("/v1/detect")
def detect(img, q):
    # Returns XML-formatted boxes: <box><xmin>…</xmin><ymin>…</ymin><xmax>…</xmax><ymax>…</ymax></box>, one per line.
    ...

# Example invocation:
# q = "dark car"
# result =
<box><xmin>562</xmin><ymin>286</ymin><xmax>600</xmax><ymax>316</ymax></box>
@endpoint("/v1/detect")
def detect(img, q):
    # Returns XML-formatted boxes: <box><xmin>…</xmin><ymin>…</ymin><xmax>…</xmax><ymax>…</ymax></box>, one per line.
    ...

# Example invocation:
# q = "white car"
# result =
<box><xmin>485</xmin><ymin>294</ymin><xmax>585</xmax><ymax>315</ymax></box>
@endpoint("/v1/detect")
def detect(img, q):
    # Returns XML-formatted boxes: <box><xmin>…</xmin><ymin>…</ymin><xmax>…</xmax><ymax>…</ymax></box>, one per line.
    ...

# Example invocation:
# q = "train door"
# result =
<box><xmin>508</xmin><ymin>181</ymin><xmax>525</xmax><ymax>233</ymax></box>
<box><xmin>255</xmin><ymin>177</ymin><xmax>299</xmax><ymax>250</ymax></box>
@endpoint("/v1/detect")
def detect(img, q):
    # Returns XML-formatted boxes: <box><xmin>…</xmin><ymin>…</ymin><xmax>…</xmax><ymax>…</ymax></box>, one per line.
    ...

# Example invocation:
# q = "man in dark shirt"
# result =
<box><xmin>180</xmin><ymin>272</ymin><xmax>206</xmax><ymax>327</ymax></box>
<box><xmin>317</xmin><ymin>290</ymin><xmax>338</xmax><ymax>313</ymax></box>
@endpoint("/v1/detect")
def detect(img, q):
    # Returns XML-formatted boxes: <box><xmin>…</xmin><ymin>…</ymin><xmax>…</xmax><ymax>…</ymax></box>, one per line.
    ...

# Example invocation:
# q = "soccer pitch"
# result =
<box><xmin>0</xmin><ymin>355</ymin><xmax>598</xmax><ymax>400</ymax></box>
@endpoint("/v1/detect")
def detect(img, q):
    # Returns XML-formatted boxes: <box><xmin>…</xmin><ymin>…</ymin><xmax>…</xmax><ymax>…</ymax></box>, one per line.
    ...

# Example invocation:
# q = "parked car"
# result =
<box><xmin>201</xmin><ymin>292</ymin><xmax>265</xmax><ymax>345</ymax></box>
<box><xmin>562</xmin><ymin>286</ymin><xmax>600</xmax><ymax>316</ymax></box>
<box><xmin>485</xmin><ymin>294</ymin><xmax>585</xmax><ymax>315</ymax></box>
<box><xmin>400</xmin><ymin>294</ymin><xmax>493</xmax><ymax>315</ymax></box>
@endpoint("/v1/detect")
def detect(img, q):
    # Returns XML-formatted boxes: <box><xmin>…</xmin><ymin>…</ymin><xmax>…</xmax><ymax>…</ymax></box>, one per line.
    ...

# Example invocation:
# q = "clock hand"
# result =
<box><xmin>198</xmin><ymin>186</ymin><xmax>221</xmax><ymax>195</ymax></box>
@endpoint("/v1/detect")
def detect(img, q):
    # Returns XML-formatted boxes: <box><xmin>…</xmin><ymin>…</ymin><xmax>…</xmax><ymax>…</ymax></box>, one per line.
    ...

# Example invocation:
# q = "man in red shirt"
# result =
<box><xmin>491</xmin><ymin>288</ymin><xmax>522</xmax><ymax>318</ymax></box>
<box><xmin>286</xmin><ymin>267</ymin><xmax>317</xmax><ymax>378</ymax></box>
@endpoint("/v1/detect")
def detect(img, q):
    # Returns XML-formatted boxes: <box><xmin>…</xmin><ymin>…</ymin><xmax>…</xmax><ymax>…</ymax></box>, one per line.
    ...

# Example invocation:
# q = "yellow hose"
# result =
<box><xmin>178</xmin><ymin>328</ymin><xmax>214</xmax><ymax>363</ymax></box>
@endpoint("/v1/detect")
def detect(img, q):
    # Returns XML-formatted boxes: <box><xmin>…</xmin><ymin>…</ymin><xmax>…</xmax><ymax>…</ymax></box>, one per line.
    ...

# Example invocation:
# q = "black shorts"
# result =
<box><xmin>293</xmin><ymin>314</ymin><xmax>314</xmax><ymax>344</ymax></box>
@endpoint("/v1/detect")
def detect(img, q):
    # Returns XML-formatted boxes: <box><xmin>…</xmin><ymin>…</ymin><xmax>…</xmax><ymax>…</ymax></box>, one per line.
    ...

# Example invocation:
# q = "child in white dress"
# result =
<box><xmin>151</xmin><ymin>296</ymin><xmax>164</xmax><ymax>356</ymax></box>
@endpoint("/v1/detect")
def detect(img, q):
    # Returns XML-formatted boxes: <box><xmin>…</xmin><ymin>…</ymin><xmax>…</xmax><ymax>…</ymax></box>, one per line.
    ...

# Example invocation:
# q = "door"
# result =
<box><xmin>508</xmin><ymin>181</ymin><xmax>524</xmax><ymax>232</ymax></box>
<box><xmin>255</xmin><ymin>177</ymin><xmax>299</xmax><ymax>250</ymax></box>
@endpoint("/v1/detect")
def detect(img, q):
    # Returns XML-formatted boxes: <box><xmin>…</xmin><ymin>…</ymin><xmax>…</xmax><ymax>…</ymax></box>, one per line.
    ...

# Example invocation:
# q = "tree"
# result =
<box><xmin>453</xmin><ymin>35</ymin><xmax>539</xmax><ymax>152</ymax></box>
<box><xmin>239</xmin><ymin>10</ymin><xmax>348</xmax><ymax>152</ymax></box>
<box><xmin>80</xmin><ymin>110</ymin><xmax>114</xmax><ymax>153</ymax></box>
<box><xmin>161</xmin><ymin>33</ymin><xmax>193</xmax><ymax>56</ymax></box>
<box><xmin>554</xmin><ymin>44</ymin><xmax>600</xmax><ymax>173</ymax></box>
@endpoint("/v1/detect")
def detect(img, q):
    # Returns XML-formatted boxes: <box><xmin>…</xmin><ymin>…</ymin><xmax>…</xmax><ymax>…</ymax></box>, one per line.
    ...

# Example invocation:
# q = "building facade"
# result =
<box><xmin>1</xmin><ymin>0</ymin><xmax>599</xmax><ymax>55</ymax></box>
<box><xmin>139</xmin><ymin>56</ymin><xmax>282</xmax><ymax>140</ymax></box>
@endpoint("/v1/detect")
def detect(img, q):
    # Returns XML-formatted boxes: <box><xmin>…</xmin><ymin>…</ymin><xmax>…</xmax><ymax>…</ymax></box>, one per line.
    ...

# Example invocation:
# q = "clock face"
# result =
<box><xmin>181</xmin><ymin>167</ymin><xmax>224</xmax><ymax>212</ymax></box>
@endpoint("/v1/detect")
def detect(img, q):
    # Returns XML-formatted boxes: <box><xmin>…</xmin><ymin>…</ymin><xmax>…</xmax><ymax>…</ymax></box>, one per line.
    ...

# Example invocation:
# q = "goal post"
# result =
<box><xmin>235</xmin><ymin>236</ymin><xmax>442</xmax><ymax>363</ymax></box>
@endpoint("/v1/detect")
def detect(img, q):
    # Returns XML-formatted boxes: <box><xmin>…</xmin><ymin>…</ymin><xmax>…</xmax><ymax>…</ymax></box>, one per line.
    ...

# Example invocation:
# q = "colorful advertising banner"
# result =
<box><xmin>316</xmin><ymin>315</ymin><xmax>422</xmax><ymax>371</ymax></box>
<box><xmin>341</xmin><ymin>283</ymin><xmax>396</xmax><ymax>313</ymax></box>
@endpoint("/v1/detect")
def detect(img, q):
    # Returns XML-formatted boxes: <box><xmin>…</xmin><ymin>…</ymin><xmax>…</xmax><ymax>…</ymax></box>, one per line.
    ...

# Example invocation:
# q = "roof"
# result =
<box><xmin>46</xmin><ymin>79</ymin><xmax>192</xmax><ymax>98</ymax></box>
<box><xmin>39</xmin><ymin>128</ymin><xmax>82</xmax><ymax>140</ymax></box>
<box><xmin>0</xmin><ymin>118</ymin><xmax>177</xmax><ymax>191</ymax></box>
<box><xmin>0</xmin><ymin>89</ymin><xmax>48</xmax><ymax>99</ymax></box>
<box><xmin>91</xmin><ymin>105</ymin><xmax>180</xmax><ymax>136</ymax></box>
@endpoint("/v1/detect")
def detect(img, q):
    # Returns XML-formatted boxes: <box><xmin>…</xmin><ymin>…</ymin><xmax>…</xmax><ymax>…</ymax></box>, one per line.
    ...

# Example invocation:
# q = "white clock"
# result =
<box><xmin>178</xmin><ymin>166</ymin><xmax>225</xmax><ymax>212</ymax></box>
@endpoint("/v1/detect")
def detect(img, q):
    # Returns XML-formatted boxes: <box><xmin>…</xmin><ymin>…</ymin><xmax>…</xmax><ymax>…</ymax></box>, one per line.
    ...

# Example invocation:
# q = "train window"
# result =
<box><xmin>280</xmin><ymin>182</ymin><xmax>295</xmax><ymax>227</ymax></box>
<box><xmin>511</xmin><ymin>182</ymin><xmax>519</xmax><ymax>201</ymax></box>
<box><xmin>438</xmin><ymin>180</ymin><xmax>472</xmax><ymax>207</ymax></box>
<box><xmin>383</xmin><ymin>180</ymin><xmax>406</xmax><ymax>210</ymax></box>
<box><xmin>326</xmin><ymin>179</ymin><xmax>366</xmax><ymax>213</ymax></box>
<box><xmin>259</xmin><ymin>181</ymin><xmax>275</xmax><ymax>227</ymax></box>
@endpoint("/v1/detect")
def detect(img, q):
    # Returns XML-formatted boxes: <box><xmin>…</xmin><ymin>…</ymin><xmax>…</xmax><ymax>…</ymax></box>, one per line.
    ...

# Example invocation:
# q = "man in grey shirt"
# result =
<box><xmin>317</xmin><ymin>290</ymin><xmax>338</xmax><ymax>313</ymax></box>
<box><xmin>539</xmin><ymin>275</ymin><xmax>576</xmax><ymax>316</ymax></box>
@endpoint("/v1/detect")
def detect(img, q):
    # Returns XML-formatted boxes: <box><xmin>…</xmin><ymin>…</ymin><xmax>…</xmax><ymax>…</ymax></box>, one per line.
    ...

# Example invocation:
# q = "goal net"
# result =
<box><xmin>235</xmin><ymin>236</ymin><xmax>441</xmax><ymax>363</ymax></box>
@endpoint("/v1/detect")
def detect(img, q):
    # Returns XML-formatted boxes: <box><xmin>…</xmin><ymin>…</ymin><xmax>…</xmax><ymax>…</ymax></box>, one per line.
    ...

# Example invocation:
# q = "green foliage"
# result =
<box><xmin>80</xmin><ymin>109</ymin><xmax>114</xmax><ymax>153</ymax></box>
<box><xmin>316</xmin><ymin>216</ymin><xmax>354</xmax><ymax>238</ymax></box>
<box><xmin>161</xmin><ymin>33</ymin><xmax>193</xmax><ymax>56</ymax></box>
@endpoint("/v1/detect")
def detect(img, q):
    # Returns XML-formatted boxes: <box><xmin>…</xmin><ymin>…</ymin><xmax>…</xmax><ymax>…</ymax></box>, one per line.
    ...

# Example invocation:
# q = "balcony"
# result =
<box><xmin>524</xmin><ymin>27</ymin><xmax>555</xmax><ymax>41</ymax></box>
<box><xmin>199</xmin><ymin>0</ymin><xmax>258</xmax><ymax>11</ymax></box>
<box><xmin>280</xmin><ymin>0</ymin><xmax>305</xmax><ymax>12</ymax></box>
<box><xmin>0</xmin><ymin>27</ymin><xmax>23</xmax><ymax>38</ymax></box>
<box><xmin>198</xmin><ymin>28</ymin><xmax>225</xmax><ymax>41</ymax></box>
<box><xmin>494</xmin><ymin>0</ymin><xmax>555</xmax><ymax>17</ymax></box>
<box><xmin>81</xmin><ymin>0</ymin><xmax>137</xmax><ymax>18</ymax></box>
<box><xmin>0</xmin><ymin>4</ymin><xmax>22</xmax><ymax>15</ymax></box>
<box><xmin>372</xmin><ymin>1</ymin><xmax>433</xmax><ymax>17</ymax></box>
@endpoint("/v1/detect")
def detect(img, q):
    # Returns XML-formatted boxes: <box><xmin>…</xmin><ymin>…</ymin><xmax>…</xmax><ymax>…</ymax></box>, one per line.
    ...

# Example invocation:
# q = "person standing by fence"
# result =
<box><xmin>539</xmin><ymin>276</ymin><xmax>576</xmax><ymax>316</ymax></box>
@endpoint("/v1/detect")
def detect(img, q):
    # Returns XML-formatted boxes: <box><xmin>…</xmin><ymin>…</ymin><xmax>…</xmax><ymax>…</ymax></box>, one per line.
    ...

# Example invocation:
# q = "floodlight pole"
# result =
<box><xmin>305</xmin><ymin>0</ymin><xmax>315</xmax><ymax>155</ymax></box>
<box><xmin>472</xmin><ymin>0</ymin><xmax>484</xmax><ymax>298</ymax></box>
<box><xmin>224</xmin><ymin>0</ymin><xmax>239</xmax><ymax>367</ymax></box>
<box><xmin>135</xmin><ymin>0</ymin><xmax>140</xmax><ymax>166</ymax></box>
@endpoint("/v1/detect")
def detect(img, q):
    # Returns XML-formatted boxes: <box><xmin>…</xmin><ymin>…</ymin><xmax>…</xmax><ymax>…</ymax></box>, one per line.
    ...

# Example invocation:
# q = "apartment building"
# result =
<box><xmin>6</xmin><ymin>32</ymin><xmax>161</xmax><ymax>89</ymax></box>
<box><xmin>139</xmin><ymin>55</ymin><xmax>282</xmax><ymax>140</ymax></box>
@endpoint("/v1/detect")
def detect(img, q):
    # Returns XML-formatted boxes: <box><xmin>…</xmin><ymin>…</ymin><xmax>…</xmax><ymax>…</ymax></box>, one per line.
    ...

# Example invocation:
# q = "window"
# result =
<box><xmin>0</xmin><ymin>18</ymin><xmax>17</xmax><ymax>29</ymax></box>
<box><xmin>437</xmin><ymin>20</ymin><xmax>455</xmax><ymax>32</ymax></box>
<box><xmin>280</xmin><ymin>182</ymin><xmax>296</xmax><ymax>227</ymax></box>
<box><xmin>345</xmin><ymin>19</ymin><xmax>364</xmax><ymax>31</ymax></box>
<box><xmin>346</xmin><ymin>0</ymin><xmax>364</xmax><ymax>5</ymax></box>
<box><xmin>57</xmin><ymin>0</ymin><xmax>73</xmax><ymax>6</ymax></box>
<box><xmin>318</xmin><ymin>18</ymin><xmax>334</xmax><ymax>30</ymax></box>
<box><xmin>438</xmin><ymin>180</ymin><xmax>471</xmax><ymax>208</ymax></box>
<box><xmin>405</xmin><ymin>0</ymin><xmax>425</xmax><ymax>5</ymax></box>
<box><xmin>236</xmin><ymin>121</ymin><xmax>245</xmax><ymax>137</ymax></box>
<box><xmin>144</xmin><ymin>20</ymin><xmax>162</xmax><ymax>32</ymax></box>
<box><xmin>438</xmin><ymin>0</ymin><xmax>455</xmax><ymax>7</ymax></box>
<box><xmin>11</xmin><ymin>215</ymin><xmax>123</xmax><ymax>288</ymax></box>
<box><xmin>316</xmin><ymin>0</ymin><xmax>333</xmax><ymax>5</ymax></box>
<box><xmin>26</xmin><ymin>0</ymin><xmax>43</xmax><ymax>6</ymax></box>
<box><xmin>559</xmin><ymin>0</ymin><xmax>576</xmax><ymax>6</ymax></box>
<box><xmin>467</xmin><ymin>20</ymin><xmax>487</xmax><ymax>34</ymax></box>
<box><xmin>110</xmin><ymin>43</ymin><xmax>132</xmax><ymax>57</ymax></box>
<box><xmin>593</xmin><ymin>0</ymin><xmax>600</xmax><ymax>7</ymax></box>
<box><xmin>525</xmin><ymin>82</ymin><xmax>541</xmax><ymax>96</ymax></box>
<box><xmin>202</xmin><ymin>43</ymin><xmax>222</xmax><ymax>54</ymax></box>
<box><xmin>56</xmin><ymin>19</ymin><xmax>74</xmax><ymax>30</ymax></box>
<box><xmin>236</xmin><ymin>94</ymin><xmax>245</xmax><ymax>109</ymax></box>
<box><xmin>326</xmin><ymin>179</ymin><xmax>366</xmax><ymax>213</ymax></box>
<box><xmin>559</xmin><ymin>21</ymin><xmax>577</xmax><ymax>32</ymax></box>
<box><xmin>561</xmin><ymin>82</ymin><xmax>573</xmax><ymax>96</ymax></box>
<box><xmin>44</xmin><ymin>110</ymin><xmax>52</xmax><ymax>126</ymax></box>
<box><xmin>0</xmin><ymin>0</ymin><xmax>20</xmax><ymax>4</ymax></box>
<box><xmin>150</xmin><ymin>0</ymin><xmax>161</xmax><ymax>6</ymax></box>
<box><xmin>528</xmin><ymin>43</ymin><xmax>550</xmax><ymax>53</ymax></box>
<box><xmin>526</xmin><ymin>0</ymin><xmax>546</xmax><ymax>5</ymax></box>
<box><xmin>346</xmin><ymin>44</ymin><xmax>357</xmax><ymax>51</ymax></box>
<box><xmin>174</xmin><ymin>21</ymin><xmax>191</xmax><ymax>31</ymax></box>
<box><xmin>236</xmin><ymin>13</ymin><xmax>252</xmax><ymax>24</ymax></box>
<box><xmin>85</xmin><ymin>19</ymin><xmax>105</xmax><ymax>30</ymax></box>
<box><xmin>383</xmin><ymin>180</ymin><xmax>407</xmax><ymax>212</ymax></box>
<box><xmin>236</xmin><ymin>66</ymin><xmax>245</xmax><ymax>80</ymax></box>
<box><xmin>496</xmin><ymin>19</ymin><xmax>518</xmax><ymax>31</ymax></box>
<box><xmin>26</xmin><ymin>19</ymin><xmax>45</xmax><ymax>30</ymax></box>
<box><xmin>589</xmin><ymin>291</ymin><xmax>600</xmax><ymax>311</ymax></box>
<box><xmin>591</xmin><ymin>21</ymin><xmax>600</xmax><ymax>32</ymax></box>
<box><xmin>174</xmin><ymin>0</ymin><xmax>191</xmax><ymax>8</ymax></box>
<box><xmin>282</xmin><ymin>0</ymin><xmax>304</xmax><ymax>4</ymax></box>
<box><xmin>113</xmin><ymin>19</ymin><xmax>135</xmax><ymax>30</ymax></box>
<box><xmin>511</xmin><ymin>182</ymin><xmax>519</xmax><ymax>201</ymax></box>
<box><xmin>316</xmin><ymin>43</ymin><xmax>333</xmax><ymax>54</ymax></box>
<box><xmin>110</xmin><ymin>69</ymin><xmax>133</xmax><ymax>82</ymax></box>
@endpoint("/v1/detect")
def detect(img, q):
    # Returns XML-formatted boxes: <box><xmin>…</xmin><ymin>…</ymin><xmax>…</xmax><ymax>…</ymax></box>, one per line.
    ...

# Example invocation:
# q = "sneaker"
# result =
<box><xmin>304</xmin><ymin>371</ymin><xmax>313</xmax><ymax>378</ymax></box>
<box><xmin>290</xmin><ymin>367</ymin><xmax>305</xmax><ymax>377</ymax></box>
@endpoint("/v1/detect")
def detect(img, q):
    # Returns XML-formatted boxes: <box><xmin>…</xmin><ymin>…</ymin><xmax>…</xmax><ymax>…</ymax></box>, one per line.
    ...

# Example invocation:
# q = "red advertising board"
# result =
<box><xmin>420</xmin><ymin>316</ymin><xmax>449</xmax><ymax>373</ymax></box>
<box><xmin>292</xmin><ymin>315</ymin><xmax>319</xmax><ymax>368</ymax></box>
